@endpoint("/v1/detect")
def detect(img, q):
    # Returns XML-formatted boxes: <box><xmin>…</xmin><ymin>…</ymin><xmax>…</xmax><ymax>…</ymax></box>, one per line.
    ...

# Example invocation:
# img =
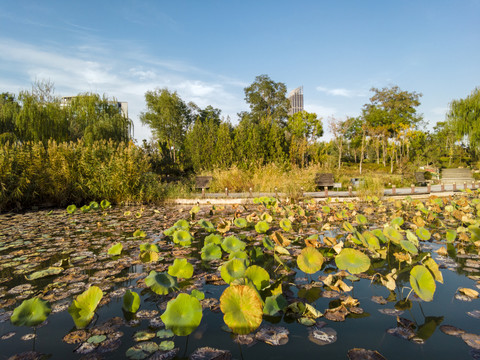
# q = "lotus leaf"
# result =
<box><xmin>220</xmin><ymin>285</ymin><xmax>263</xmax><ymax>334</ymax></box>
<box><xmin>191</xmin><ymin>289</ymin><xmax>205</xmax><ymax>300</ymax></box>
<box><xmin>173</xmin><ymin>229</ymin><xmax>193</xmax><ymax>246</ymax></box>
<box><xmin>416</xmin><ymin>227</ymin><xmax>431</xmax><ymax>241</ymax></box>
<box><xmin>138</xmin><ymin>244</ymin><xmax>159</xmax><ymax>253</ymax></box>
<box><xmin>100</xmin><ymin>199</ymin><xmax>111</xmax><ymax>209</ymax></box>
<box><xmin>88</xmin><ymin>335</ymin><xmax>106</xmax><ymax>344</ymax></box>
<box><xmin>371</xmin><ymin>229</ymin><xmax>387</xmax><ymax>243</ymax></box>
<box><xmin>25</xmin><ymin>266</ymin><xmax>63</xmax><ymax>281</ymax></box>
<box><xmin>11</xmin><ymin>297</ymin><xmax>51</xmax><ymax>327</ymax></box>
<box><xmin>126</xmin><ymin>342</ymin><xmax>159</xmax><ymax>360</ymax></box>
<box><xmin>245</xmin><ymin>265</ymin><xmax>270</xmax><ymax>290</ymax></box>
<box><xmin>255</xmin><ymin>221</ymin><xmax>270</xmax><ymax>234</ymax></box>
<box><xmin>400</xmin><ymin>240</ymin><xmax>418</xmax><ymax>254</ymax></box>
<box><xmin>322</xmin><ymin>206</ymin><xmax>331</xmax><ymax>214</ymax></box>
<box><xmin>123</xmin><ymin>289</ymin><xmax>141</xmax><ymax>313</ymax></box>
<box><xmin>234</xmin><ymin>218</ymin><xmax>248</xmax><ymax>228</ymax></box>
<box><xmin>274</xmin><ymin>245</ymin><xmax>290</xmax><ymax>255</ymax></box>
<box><xmin>89</xmin><ymin>201</ymin><xmax>99</xmax><ymax>210</ymax></box>
<box><xmin>335</xmin><ymin>248</ymin><xmax>371</xmax><ymax>274</ymax></box>
<box><xmin>168</xmin><ymin>258</ymin><xmax>194</xmax><ymax>279</ymax></box>
<box><xmin>446</xmin><ymin>229</ymin><xmax>457</xmax><ymax>243</ymax></box>
<box><xmin>66</xmin><ymin>205</ymin><xmax>76</xmax><ymax>214</ymax></box>
<box><xmin>108</xmin><ymin>242</ymin><xmax>123</xmax><ymax>255</ymax></box>
<box><xmin>229</xmin><ymin>250</ymin><xmax>249</xmax><ymax>263</ymax></box>
<box><xmin>204</xmin><ymin>233</ymin><xmax>222</xmax><ymax>245</ymax></box>
<box><xmin>356</xmin><ymin>214</ymin><xmax>368</xmax><ymax>225</ymax></box>
<box><xmin>133</xmin><ymin>229</ymin><xmax>147</xmax><ymax>238</ymax></box>
<box><xmin>159</xmin><ymin>340</ymin><xmax>175</xmax><ymax>351</ymax></box>
<box><xmin>405</xmin><ymin>230</ymin><xmax>419</xmax><ymax>246</ymax></box>
<box><xmin>198</xmin><ymin>219</ymin><xmax>215</xmax><ymax>232</ymax></box>
<box><xmin>410</xmin><ymin>265</ymin><xmax>436</xmax><ymax>302</ymax></box>
<box><xmin>279</xmin><ymin>218</ymin><xmax>292</xmax><ymax>232</ymax></box>
<box><xmin>190</xmin><ymin>205</ymin><xmax>200</xmax><ymax>214</ymax></box>
<box><xmin>68</xmin><ymin>286</ymin><xmax>103</xmax><ymax>329</ymax></box>
<box><xmin>145</xmin><ymin>271</ymin><xmax>178</xmax><ymax>295</ymax></box>
<box><xmin>160</xmin><ymin>293</ymin><xmax>203</xmax><ymax>336</ymax></box>
<box><xmin>391</xmin><ymin>217</ymin><xmax>404</xmax><ymax>227</ymax></box>
<box><xmin>297</xmin><ymin>247</ymin><xmax>324</xmax><ymax>274</ymax></box>
<box><xmin>343</xmin><ymin>222</ymin><xmax>355</xmax><ymax>233</ymax></box>
<box><xmin>174</xmin><ymin>219</ymin><xmax>190</xmax><ymax>230</ymax></box>
<box><xmin>423</xmin><ymin>258</ymin><xmax>443</xmax><ymax>283</ymax></box>
<box><xmin>80</xmin><ymin>205</ymin><xmax>91</xmax><ymax>213</ymax></box>
<box><xmin>220</xmin><ymin>259</ymin><xmax>246</xmax><ymax>284</ymax></box>
<box><xmin>263</xmin><ymin>294</ymin><xmax>288</xmax><ymax>316</ymax></box>
<box><xmin>157</xmin><ymin>329</ymin><xmax>174</xmax><ymax>338</ymax></box>
<box><xmin>261</xmin><ymin>212</ymin><xmax>273</xmax><ymax>223</ymax></box>
<box><xmin>221</xmin><ymin>235</ymin><xmax>246</xmax><ymax>253</ymax></box>
<box><xmin>263</xmin><ymin>236</ymin><xmax>275</xmax><ymax>250</ymax></box>
<box><xmin>363</xmin><ymin>231</ymin><xmax>380</xmax><ymax>250</ymax></box>
<box><xmin>383</xmin><ymin>226</ymin><xmax>403</xmax><ymax>244</ymax></box>
<box><xmin>217</xmin><ymin>220</ymin><xmax>231</xmax><ymax>233</ymax></box>
<box><xmin>201</xmin><ymin>243</ymin><xmax>222</xmax><ymax>261</ymax></box>
<box><xmin>140</xmin><ymin>250</ymin><xmax>160</xmax><ymax>263</ymax></box>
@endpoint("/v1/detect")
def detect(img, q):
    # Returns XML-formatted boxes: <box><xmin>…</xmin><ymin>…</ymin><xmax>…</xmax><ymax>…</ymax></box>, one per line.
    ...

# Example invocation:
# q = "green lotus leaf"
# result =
<box><xmin>163</xmin><ymin>226</ymin><xmax>177</xmax><ymax>237</ymax></box>
<box><xmin>139</xmin><ymin>250</ymin><xmax>160</xmax><ymax>263</ymax></box>
<box><xmin>168</xmin><ymin>258</ymin><xmax>194</xmax><ymax>279</ymax></box>
<box><xmin>68</xmin><ymin>286</ymin><xmax>103</xmax><ymax>329</ymax></box>
<box><xmin>108</xmin><ymin>242</ymin><xmax>123</xmax><ymax>256</ymax></box>
<box><xmin>66</xmin><ymin>204</ymin><xmax>76</xmax><ymax>214</ymax></box>
<box><xmin>446</xmin><ymin>229</ymin><xmax>456</xmax><ymax>243</ymax></box>
<box><xmin>410</xmin><ymin>265</ymin><xmax>436</xmax><ymax>302</ymax></box>
<box><xmin>139</xmin><ymin>243</ymin><xmax>159</xmax><ymax>252</ymax></box>
<box><xmin>400</xmin><ymin>240</ymin><xmax>418</xmax><ymax>254</ymax></box>
<box><xmin>363</xmin><ymin>231</ymin><xmax>380</xmax><ymax>250</ymax></box>
<box><xmin>133</xmin><ymin>229</ymin><xmax>147</xmax><ymax>238</ymax></box>
<box><xmin>245</xmin><ymin>265</ymin><xmax>270</xmax><ymax>290</ymax></box>
<box><xmin>161</xmin><ymin>293</ymin><xmax>203</xmax><ymax>336</ymax></box>
<box><xmin>371</xmin><ymin>229</ymin><xmax>387</xmax><ymax>243</ymax></box>
<box><xmin>322</xmin><ymin>205</ymin><xmax>331</xmax><ymax>214</ymax></box>
<box><xmin>229</xmin><ymin>250</ymin><xmax>249</xmax><ymax>263</ymax></box>
<box><xmin>234</xmin><ymin>217</ymin><xmax>248</xmax><ymax>228</ymax></box>
<box><xmin>126</xmin><ymin>342</ymin><xmax>159</xmax><ymax>360</ymax></box>
<box><xmin>416</xmin><ymin>227</ymin><xmax>431</xmax><ymax>241</ymax></box>
<box><xmin>156</xmin><ymin>329</ymin><xmax>174</xmax><ymax>339</ymax></box>
<box><xmin>383</xmin><ymin>226</ymin><xmax>403</xmax><ymax>244</ymax></box>
<box><xmin>11</xmin><ymin>297</ymin><xmax>51</xmax><ymax>327</ymax></box>
<box><xmin>220</xmin><ymin>259</ymin><xmax>246</xmax><ymax>284</ymax></box>
<box><xmin>356</xmin><ymin>214</ymin><xmax>368</xmax><ymax>225</ymax></box>
<box><xmin>279</xmin><ymin>218</ymin><xmax>292</xmax><ymax>232</ymax></box>
<box><xmin>262</xmin><ymin>236</ymin><xmax>275</xmax><ymax>250</ymax></box>
<box><xmin>423</xmin><ymin>257</ymin><xmax>443</xmax><ymax>283</ymax></box>
<box><xmin>263</xmin><ymin>294</ymin><xmax>288</xmax><ymax>316</ymax></box>
<box><xmin>201</xmin><ymin>243</ymin><xmax>223</xmax><ymax>261</ymax></box>
<box><xmin>343</xmin><ymin>222</ymin><xmax>355</xmax><ymax>233</ymax></box>
<box><xmin>100</xmin><ymin>199</ymin><xmax>111</xmax><ymax>209</ymax></box>
<box><xmin>297</xmin><ymin>247</ymin><xmax>324</xmax><ymax>274</ymax></box>
<box><xmin>204</xmin><ymin>233</ymin><xmax>222</xmax><ymax>245</ymax></box>
<box><xmin>255</xmin><ymin>221</ymin><xmax>270</xmax><ymax>234</ymax></box>
<box><xmin>391</xmin><ymin>216</ymin><xmax>404</xmax><ymax>227</ymax></box>
<box><xmin>274</xmin><ymin>245</ymin><xmax>290</xmax><ymax>255</ymax></box>
<box><xmin>261</xmin><ymin>212</ymin><xmax>273</xmax><ymax>223</ymax></box>
<box><xmin>25</xmin><ymin>266</ymin><xmax>63</xmax><ymax>281</ymax></box>
<box><xmin>198</xmin><ymin>219</ymin><xmax>215</xmax><ymax>232</ymax></box>
<box><xmin>174</xmin><ymin>219</ymin><xmax>190</xmax><ymax>230</ymax></box>
<box><xmin>89</xmin><ymin>201</ymin><xmax>99</xmax><ymax>210</ymax></box>
<box><xmin>335</xmin><ymin>248</ymin><xmax>371</xmax><ymax>274</ymax></box>
<box><xmin>191</xmin><ymin>289</ymin><xmax>205</xmax><ymax>300</ymax></box>
<box><xmin>405</xmin><ymin>230</ymin><xmax>419</xmax><ymax>246</ymax></box>
<box><xmin>134</xmin><ymin>331</ymin><xmax>156</xmax><ymax>342</ymax></box>
<box><xmin>172</xmin><ymin>229</ymin><xmax>192</xmax><ymax>247</ymax></box>
<box><xmin>190</xmin><ymin>205</ymin><xmax>200</xmax><ymax>214</ymax></box>
<box><xmin>145</xmin><ymin>271</ymin><xmax>178</xmax><ymax>295</ymax></box>
<box><xmin>221</xmin><ymin>235</ymin><xmax>246</xmax><ymax>253</ymax></box>
<box><xmin>123</xmin><ymin>289</ymin><xmax>140</xmax><ymax>313</ymax></box>
<box><xmin>80</xmin><ymin>205</ymin><xmax>91</xmax><ymax>213</ymax></box>
<box><xmin>159</xmin><ymin>340</ymin><xmax>175</xmax><ymax>351</ymax></box>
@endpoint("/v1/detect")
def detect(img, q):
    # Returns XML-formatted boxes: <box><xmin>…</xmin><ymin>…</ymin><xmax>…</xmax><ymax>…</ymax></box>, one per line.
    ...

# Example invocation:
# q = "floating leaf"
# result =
<box><xmin>66</xmin><ymin>205</ymin><xmax>76</xmax><ymax>214</ymax></box>
<box><xmin>416</xmin><ymin>227</ymin><xmax>431</xmax><ymax>241</ymax></box>
<box><xmin>139</xmin><ymin>250</ymin><xmax>160</xmax><ymax>263</ymax></box>
<box><xmin>263</xmin><ymin>294</ymin><xmax>287</xmax><ymax>316</ymax></box>
<box><xmin>308</xmin><ymin>326</ymin><xmax>337</xmax><ymax>346</ymax></box>
<box><xmin>156</xmin><ymin>329</ymin><xmax>174</xmax><ymax>339</ymax></box>
<box><xmin>383</xmin><ymin>226</ymin><xmax>403</xmax><ymax>244</ymax></box>
<box><xmin>161</xmin><ymin>293</ymin><xmax>203</xmax><ymax>336</ymax></box>
<box><xmin>139</xmin><ymin>243</ymin><xmax>159</xmax><ymax>252</ymax></box>
<box><xmin>234</xmin><ymin>218</ymin><xmax>248</xmax><ymax>228</ymax></box>
<box><xmin>459</xmin><ymin>288</ymin><xmax>479</xmax><ymax>299</ymax></box>
<box><xmin>220</xmin><ymin>285</ymin><xmax>263</xmax><ymax>335</ymax></box>
<box><xmin>391</xmin><ymin>217</ymin><xmax>404</xmax><ymax>227</ymax></box>
<box><xmin>68</xmin><ymin>286</ymin><xmax>103</xmax><ymax>329</ymax></box>
<box><xmin>347</xmin><ymin>348</ymin><xmax>387</xmax><ymax>360</ymax></box>
<box><xmin>191</xmin><ymin>289</ymin><xmax>205</xmax><ymax>300</ymax></box>
<box><xmin>123</xmin><ymin>290</ymin><xmax>140</xmax><ymax>313</ymax></box>
<box><xmin>356</xmin><ymin>214</ymin><xmax>368</xmax><ymax>225</ymax></box>
<box><xmin>174</xmin><ymin>219</ymin><xmax>190</xmax><ymax>229</ymax></box>
<box><xmin>198</xmin><ymin>219</ymin><xmax>215</xmax><ymax>232</ymax></box>
<box><xmin>100</xmin><ymin>200</ymin><xmax>111</xmax><ymax>209</ymax></box>
<box><xmin>25</xmin><ymin>267</ymin><xmax>63</xmax><ymax>281</ymax></box>
<box><xmin>168</xmin><ymin>258</ymin><xmax>194</xmax><ymax>279</ymax></box>
<box><xmin>446</xmin><ymin>229</ymin><xmax>457</xmax><ymax>243</ymax></box>
<box><xmin>108</xmin><ymin>243</ymin><xmax>123</xmax><ymax>256</ymax></box>
<box><xmin>279</xmin><ymin>218</ymin><xmax>292</xmax><ymax>232</ymax></box>
<box><xmin>335</xmin><ymin>248</ymin><xmax>371</xmax><ymax>274</ymax></box>
<box><xmin>11</xmin><ymin>297</ymin><xmax>51</xmax><ymax>327</ymax></box>
<box><xmin>201</xmin><ymin>243</ymin><xmax>222</xmax><ymax>261</ymax></box>
<box><xmin>133</xmin><ymin>229</ymin><xmax>147</xmax><ymax>238</ymax></box>
<box><xmin>80</xmin><ymin>205</ymin><xmax>91</xmax><ymax>213</ymax></box>
<box><xmin>245</xmin><ymin>265</ymin><xmax>270</xmax><ymax>290</ymax></box>
<box><xmin>159</xmin><ymin>340</ymin><xmax>175</xmax><ymax>351</ymax></box>
<box><xmin>221</xmin><ymin>235</ymin><xmax>246</xmax><ymax>253</ymax></box>
<box><xmin>400</xmin><ymin>240</ymin><xmax>418</xmax><ymax>254</ymax></box>
<box><xmin>220</xmin><ymin>259</ymin><xmax>246</xmax><ymax>284</ymax></box>
<box><xmin>88</xmin><ymin>335</ymin><xmax>106</xmax><ymax>344</ymax></box>
<box><xmin>145</xmin><ymin>271</ymin><xmax>178</xmax><ymax>295</ymax></box>
<box><xmin>204</xmin><ymin>233</ymin><xmax>222</xmax><ymax>245</ymax></box>
<box><xmin>261</xmin><ymin>212</ymin><xmax>273</xmax><ymax>223</ymax></box>
<box><xmin>410</xmin><ymin>265</ymin><xmax>436</xmax><ymax>302</ymax></box>
<box><xmin>297</xmin><ymin>247</ymin><xmax>324</xmax><ymax>274</ymax></box>
<box><xmin>126</xmin><ymin>342</ymin><xmax>159</xmax><ymax>359</ymax></box>
<box><xmin>255</xmin><ymin>221</ymin><xmax>270</xmax><ymax>234</ymax></box>
<box><xmin>172</xmin><ymin>229</ymin><xmax>192</xmax><ymax>247</ymax></box>
<box><xmin>343</xmin><ymin>222</ymin><xmax>355</xmax><ymax>233</ymax></box>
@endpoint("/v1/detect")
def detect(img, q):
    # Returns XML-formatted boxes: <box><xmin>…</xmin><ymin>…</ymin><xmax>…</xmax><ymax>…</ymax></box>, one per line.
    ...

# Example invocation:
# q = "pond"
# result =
<box><xmin>0</xmin><ymin>195</ymin><xmax>479</xmax><ymax>360</ymax></box>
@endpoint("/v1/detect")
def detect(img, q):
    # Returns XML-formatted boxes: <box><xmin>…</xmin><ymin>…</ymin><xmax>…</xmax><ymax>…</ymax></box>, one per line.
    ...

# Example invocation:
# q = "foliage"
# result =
<box><xmin>123</xmin><ymin>290</ymin><xmax>141</xmax><ymax>313</ymax></box>
<box><xmin>160</xmin><ymin>293</ymin><xmax>203</xmax><ymax>336</ymax></box>
<box><xmin>68</xmin><ymin>286</ymin><xmax>103</xmax><ymax>329</ymax></box>
<box><xmin>220</xmin><ymin>285</ymin><xmax>263</xmax><ymax>334</ymax></box>
<box><xmin>11</xmin><ymin>297</ymin><xmax>51</xmax><ymax>327</ymax></box>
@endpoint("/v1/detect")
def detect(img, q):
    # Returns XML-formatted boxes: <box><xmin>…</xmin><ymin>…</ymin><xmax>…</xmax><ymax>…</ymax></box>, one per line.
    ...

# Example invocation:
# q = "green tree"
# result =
<box><xmin>448</xmin><ymin>87</ymin><xmax>480</xmax><ymax>156</ymax></box>
<box><xmin>287</xmin><ymin>110</ymin><xmax>323</xmax><ymax>167</ymax></box>
<box><xmin>141</xmin><ymin>88</ymin><xmax>193</xmax><ymax>163</ymax></box>
<box><xmin>0</xmin><ymin>93</ymin><xmax>20</xmax><ymax>143</ymax></box>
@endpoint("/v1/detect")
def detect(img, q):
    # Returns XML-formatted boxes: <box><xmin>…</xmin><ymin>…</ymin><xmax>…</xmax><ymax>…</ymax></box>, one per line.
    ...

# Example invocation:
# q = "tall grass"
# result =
<box><xmin>356</xmin><ymin>175</ymin><xmax>385</xmax><ymax>199</ymax></box>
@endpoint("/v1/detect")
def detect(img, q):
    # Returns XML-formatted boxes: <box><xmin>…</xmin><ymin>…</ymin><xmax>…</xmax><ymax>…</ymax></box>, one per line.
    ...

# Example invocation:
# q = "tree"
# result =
<box><xmin>287</xmin><ymin>110</ymin><xmax>323</xmax><ymax>167</ymax></box>
<box><xmin>243</xmin><ymin>75</ymin><xmax>290</xmax><ymax>124</ymax></box>
<box><xmin>140</xmin><ymin>88</ymin><xmax>193</xmax><ymax>163</ymax></box>
<box><xmin>0</xmin><ymin>93</ymin><xmax>20</xmax><ymax>143</ymax></box>
<box><xmin>328</xmin><ymin>117</ymin><xmax>352</xmax><ymax>169</ymax></box>
<box><xmin>447</xmin><ymin>87</ymin><xmax>480</xmax><ymax>155</ymax></box>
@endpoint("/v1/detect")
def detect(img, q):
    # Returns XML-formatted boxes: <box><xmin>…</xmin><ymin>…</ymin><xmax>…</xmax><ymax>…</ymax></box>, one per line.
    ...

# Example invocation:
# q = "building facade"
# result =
<box><xmin>288</xmin><ymin>86</ymin><xmax>304</xmax><ymax>115</ymax></box>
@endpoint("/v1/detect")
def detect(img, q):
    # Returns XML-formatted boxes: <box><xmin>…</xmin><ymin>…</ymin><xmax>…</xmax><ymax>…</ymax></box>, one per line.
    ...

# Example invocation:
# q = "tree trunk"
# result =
<box><xmin>338</xmin><ymin>138</ymin><xmax>343</xmax><ymax>169</ymax></box>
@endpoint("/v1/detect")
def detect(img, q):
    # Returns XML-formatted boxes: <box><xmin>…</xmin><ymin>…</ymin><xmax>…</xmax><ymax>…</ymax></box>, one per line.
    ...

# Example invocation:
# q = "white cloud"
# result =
<box><xmin>316</xmin><ymin>86</ymin><xmax>366</xmax><ymax>98</ymax></box>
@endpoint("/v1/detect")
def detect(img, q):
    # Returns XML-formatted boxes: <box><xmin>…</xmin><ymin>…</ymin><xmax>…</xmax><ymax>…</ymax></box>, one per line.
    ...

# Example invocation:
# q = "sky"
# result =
<box><xmin>1</xmin><ymin>0</ymin><xmax>479</xmax><ymax>142</ymax></box>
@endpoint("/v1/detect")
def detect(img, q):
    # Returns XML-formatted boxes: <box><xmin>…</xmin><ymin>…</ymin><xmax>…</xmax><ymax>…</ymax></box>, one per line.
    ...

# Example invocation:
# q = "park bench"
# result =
<box><xmin>195</xmin><ymin>176</ymin><xmax>213</xmax><ymax>190</ymax></box>
<box><xmin>314</xmin><ymin>173</ymin><xmax>334</xmax><ymax>189</ymax></box>
<box><xmin>414</xmin><ymin>172</ymin><xmax>427</xmax><ymax>186</ymax></box>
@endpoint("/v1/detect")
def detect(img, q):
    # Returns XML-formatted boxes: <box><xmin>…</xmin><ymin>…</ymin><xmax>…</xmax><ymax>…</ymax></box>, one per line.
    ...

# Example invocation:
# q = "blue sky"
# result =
<box><xmin>1</xmin><ymin>0</ymin><xmax>479</xmax><ymax>141</ymax></box>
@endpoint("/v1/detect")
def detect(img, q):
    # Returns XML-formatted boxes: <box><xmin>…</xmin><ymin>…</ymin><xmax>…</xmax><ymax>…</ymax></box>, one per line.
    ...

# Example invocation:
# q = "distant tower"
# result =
<box><xmin>288</xmin><ymin>86</ymin><xmax>304</xmax><ymax>115</ymax></box>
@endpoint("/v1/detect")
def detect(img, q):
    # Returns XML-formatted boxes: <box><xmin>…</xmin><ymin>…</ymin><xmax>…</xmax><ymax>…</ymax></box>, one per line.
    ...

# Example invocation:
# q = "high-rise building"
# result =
<box><xmin>288</xmin><ymin>86</ymin><xmax>304</xmax><ymax>115</ymax></box>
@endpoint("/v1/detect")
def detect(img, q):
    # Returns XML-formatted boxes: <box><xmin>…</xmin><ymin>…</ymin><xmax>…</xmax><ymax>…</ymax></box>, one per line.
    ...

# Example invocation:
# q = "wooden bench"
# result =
<box><xmin>195</xmin><ymin>176</ymin><xmax>213</xmax><ymax>189</ymax></box>
<box><xmin>315</xmin><ymin>173</ymin><xmax>334</xmax><ymax>189</ymax></box>
<box><xmin>414</xmin><ymin>172</ymin><xmax>427</xmax><ymax>186</ymax></box>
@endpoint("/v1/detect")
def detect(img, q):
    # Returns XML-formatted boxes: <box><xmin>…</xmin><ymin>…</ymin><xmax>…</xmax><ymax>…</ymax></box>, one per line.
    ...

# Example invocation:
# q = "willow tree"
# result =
<box><xmin>448</xmin><ymin>87</ymin><xmax>480</xmax><ymax>156</ymax></box>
